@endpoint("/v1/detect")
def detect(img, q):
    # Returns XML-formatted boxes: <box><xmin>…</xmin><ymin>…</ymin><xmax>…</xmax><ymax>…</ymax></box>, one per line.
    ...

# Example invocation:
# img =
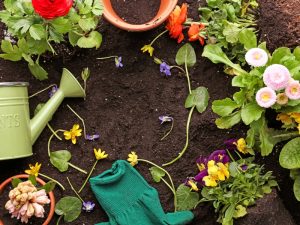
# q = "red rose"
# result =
<box><xmin>32</xmin><ymin>0</ymin><xmax>73</xmax><ymax>20</ymax></box>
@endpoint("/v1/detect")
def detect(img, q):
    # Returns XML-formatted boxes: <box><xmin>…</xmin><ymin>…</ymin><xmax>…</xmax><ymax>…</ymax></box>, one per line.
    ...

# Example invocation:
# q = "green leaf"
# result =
<box><xmin>176</xmin><ymin>184</ymin><xmax>199</xmax><ymax>211</ymax></box>
<box><xmin>241</xmin><ymin>102</ymin><xmax>264</xmax><ymax>125</ymax></box>
<box><xmin>0</xmin><ymin>40</ymin><xmax>22</xmax><ymax>61</ymax></box>
<box><xmin>50</xmin><ymin>150</ymin><xmax>72</xmax><ymax>172</ymax></box>
<box><xmin>78</xmin><ymin>18</ymin><xmax>97</xmax><ymax>32</ymax></box>
<box><xmin>29</xmin><ymin>24</ymin><xmax>45</xmax><ymax>40</ymax></box>
<box><xmin>294</xmin><ymin>177</ymin><xmax>300</xmax><ymax>201</ymax></box>
<box><xmin>41</xmin><ymin>181</ymin><xmax>56</xmax><ymax>193</ymax></box>
<box><xmin>271</xmin><ymin>47</ymin><xmax>291</xmax><ymax>64</ymax></box>
<box><xmin>290</xmin><ymin>169</ymin><xmax>300</xmax><ymax>180</ymax></box>
<box><xmin>77</xmin><ymin>31</ymin><xmax>102</xmax><ymax>49</ymax></box>
<box><xmin>175</xmin><ymin>43</ymin><xmax>196</xmax><ymax>67</ymax></box>
<box><xmin>223</xmin><ymin>22</ymin><xmax>241</xmax><ymax>43</ymax></box>
<box><xmin>68</xmin><ymin>31</ymin><xmax>81</xmax><ymax>46</ymax></box>
<box><xmin>223</xmin><ymin>204</ymin><xmax>235</xmax><ymax>224</ymax></box>
<box><xmin>238</xmin><ymin>29</ymin><xmax>257</xmax><ymax>50</ymax></box>
<box><xmin>50</xmin><ymin>17</ymin><xmax>72</xmax><ymax>33</ymax></box>
<box><xmin>11</xmin><ymin>178</ymin><xmax>22</xmax><ymax>188</ymax></box>
<box><xmin>212</xmin><ymin>98</ymin><xmax>239</xmax><ymax>117</ymax></box>
<box><xmin>28</xmin><ymin>62</ymin><xmax>48</xmax><ymax>80</ymax></box>
<box><xmin>55</xmin><ymin>196</ymin><xmax>82</xmax><ymax>222</ymax></box>
<box><xmin>279</xmin><ymin>138</ymin><xmax>300</xmax><ymax>169</ymax></box>
<box><xmin>184</xmin><ymin>87</ymin><xmax>209</xmax><ymax>113</ymax></box>
<box><xmin>293</xmin><ymin>47</ymin><xmax>300</xmax><ymax>61</ymax></box>
<box><xmin>202</xmin><ymin>44</ymin><xmax>246</xmax><ymax>75</ymax></box>
<box><xmin>215</xmin><ymin>111</ymin><xmax>241</xmax><ymax>129</ymax></box>
<box><xmin>149</xmin><ymin>167</ymin><xmax>166</xmax><ymax>182</ymax></box>
<box><xmin>92</xmin><ymin>0</ymin><xmax>104</xmax><ymax>15</ymax></box>
<box><xmin>233</xmin><ymin>205</ymin><xmax>247</xmax><ymax>218</ymax></box>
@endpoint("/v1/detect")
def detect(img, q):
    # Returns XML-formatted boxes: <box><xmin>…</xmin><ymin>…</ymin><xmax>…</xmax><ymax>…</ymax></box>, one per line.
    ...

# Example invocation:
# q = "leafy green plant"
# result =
<box><xmin>0</xmin><ymin>0</ymin><xmax>103</xmax><ymax>80</ymax></box>
<box><xmin>199</xmin><ymin>0</ymin><xmax>258</xmax><ymax>66</ymax></box>
<box><xmin>55</xmin><ymin>196</ymin><xmax>82</xmax><ymax>224</ymax></box>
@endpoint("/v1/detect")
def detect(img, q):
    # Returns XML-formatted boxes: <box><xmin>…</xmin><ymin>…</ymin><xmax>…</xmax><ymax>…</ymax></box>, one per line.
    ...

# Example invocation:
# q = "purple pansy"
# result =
<box><xmin>224</xmin><ymin>139</ymin><xmax>238</xmax><ymax>150</ymax></box>
<box><xmin>240</xmin><ymin>164</ymin><xmax>248</xmax><ymax>171</ymax></box>
<box><xmin>115</xmin><ymin>56</ymin><xmax>123</xmax><ymax>68</ymax></box>
<box><xmin>208</xmin><ymin>150</ymin><xmax>230</xmax><ymax>164</ymax></box>
<box><xmin>196</xmin><ymin>156</ymin><xmax>208</xmax><ymax>171</ymax></box>
<box><xmin>85</xmin><ymin>134</ymin><xmax>100</xmax><ymax>141</ymax></box>
<box><xmin>158</xmin><ymin>115</ymin><xmax>173</xmax><ymax>124</ymax></box>
<box><xmin>82</xmin><ymin>201</ymin><xmax>95</xmax><ymax>212</ymax></box>
<box><xmin>49</xmin><ymin>85</ymin><xmax>58</xmax><ymax>98</ymax></box>
<box><xmin>160</xmin><ymin>62</ymin><xmax>171</xmax><ymax>76</ymax></box>
<box><xmin>194</xmin><ymin>169</ymin><xmax>208</xmax><ymax>185</ymax></box>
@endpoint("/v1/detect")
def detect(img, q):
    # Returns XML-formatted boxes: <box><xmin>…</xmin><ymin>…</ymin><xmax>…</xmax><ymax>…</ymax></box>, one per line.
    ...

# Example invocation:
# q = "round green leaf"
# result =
<box><xmin>55</xmin><ymin>196</ymin><xmax>82</xmax><ymax>222</ymax></box>
<box><xmin>176</xmin><ymin>184</ymin><xmax>199</xmax><ymax>211</ymax></box>
<box><xmin>50</xmin><ymin>150</ymin><xmax>71</xmax><ymax>172</ymax></box>
<box><xmin>77</xmin><ymin>31</ymin><xmax>102</xmax><ymax>49</ymax></box>
<box><xmin>279</xmin><ymin>138</ymin><xmax>300</xmax><ymax>169</ymax></box>
<box><xmin>241</xmin><ymin>102</ymin><xmax>264</xmax><ymax>125</ymax></box>
<box><xmin>212</xmin><ymin>98</ymin><xmax>239</xmax><ymax>117</ymax></box>
<box><xmin>149</xmin><ymin>167</ymin><xmax>166</xmax><ymax>183</ymax></box>
<box><xmin>185</xmin><ymin>87</ymin><xmax>209</xmax><ymax>113</ymax></box>
<box><xmin>175</xmin><ymin>43</ymin><xmax>196</xmax><ymax>67</ymax></box>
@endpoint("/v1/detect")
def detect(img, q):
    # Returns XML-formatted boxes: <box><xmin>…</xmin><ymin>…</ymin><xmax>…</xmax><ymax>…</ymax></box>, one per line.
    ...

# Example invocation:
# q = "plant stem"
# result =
<box><xmin>68</xmin><ymin>162</ymin><xmax>87</xmax><ymax>174</ymax></box>
<box><xmin>39</xmin><ymin>173</ymin><xmax>65</xmax><ymax>191</ymax></box>
<box><xmin>66</xmin><ymin>104</ymin><xmax>87</xmax><ymax>139</ymax></box>
<box><xmin>162</xmin><ymin>106</ymin><xmax>195</xmax><ymax>166</ymax></box>
<box><xmin>67</xmin><ymin>177</ymin><xmax>84</xmax><ymax>203</ymax></box>
<box><xmin>150</xmin><ymin>30</ymin><xmax>168</xmax><ymax>45</ymax></box>
<box><xmin>161</xmin><ymin>120</ymin><xmax>174</xmax><ymax>141</ymax></box>
<box><xmin>48</xmin><ymin>129</ymin><xmax>65</xmax><ymax>157</ymax></box>
<box><xmin>47</xmin><ymin>124</ymin><xmax>62</xmax><ymax>140</ymax></box>
<box><xmin>97</xmin><ymin>56</ymin><xmax>118</xmax><ymax>60</ymax></box>
<box><xmin>78</xmin><ymin>160</ymin><xmax>98</xmax><ymax>193</ymax></box>
<box><xmin>56</xmin><ymin>215</ymin><xmax>63</xmax><ymax>225</ymax></box>
<box><xmin>29</xmin><ymin>84</ymin><xmax>57</xmax><ymax>98</ymax></box>
<box><xmin>185</xmin><ymin>58</ymin><xmax>192</xmax><ymax>94</ymax></box>
<box><xmin>272</xmin><ymin>131</ymin><xmax>299</xmax><ymax>139</ymax></box>
<box><xmin>170</xmin><ymin>65</ymin><xmax>185</xmax><ymax>74</ymax></box>
<box><xmin>137</xmin><ymin>159</ymin><xmax>177</xmax><ymax>211</ymax></box>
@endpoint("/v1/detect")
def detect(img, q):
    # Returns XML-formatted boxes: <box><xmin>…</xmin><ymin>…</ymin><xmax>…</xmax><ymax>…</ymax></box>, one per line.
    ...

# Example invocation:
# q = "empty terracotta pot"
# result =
<box><xmin>102</xmin><ymin>0</ymin><xmax>178</xmax><ymax>31</ymax></box>
<box><xmin>0</xmin><ymin>174</ymin><xmax>55</xmax><ymax>225</ymax></box>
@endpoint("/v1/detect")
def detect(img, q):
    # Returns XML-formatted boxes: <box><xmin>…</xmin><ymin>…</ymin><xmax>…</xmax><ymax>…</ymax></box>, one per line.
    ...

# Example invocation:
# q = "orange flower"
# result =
<box><xmin>188</xmin><ymin>23</ymin><xmax>206</xmax><ymax>46</ymax></box>
<box><xmin>166</xmin><ymin>3</ymin><xmax>188</xmax><ymax>43</ymax></box>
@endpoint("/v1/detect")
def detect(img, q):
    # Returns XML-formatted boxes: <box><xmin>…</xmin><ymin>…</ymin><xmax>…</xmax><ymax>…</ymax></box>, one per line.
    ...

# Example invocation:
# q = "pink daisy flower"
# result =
<box><xmin>245</xmin><ymin>48</ymin><xmax>268</xmax><ymax>67</ymax></box>
<box><xmin>285</xmin><ymin>80</ymin><xmax>300</xmax><ymax>100</ymax></box>
<box><xmin>263</xmin><ymin>64</ymin><xmax>291</xmax><ymax>90</ymax></box>
<box><xmin>256</xmin><ymin>87</ymin><xmax>277</xmax><ymax>108</ymax></box>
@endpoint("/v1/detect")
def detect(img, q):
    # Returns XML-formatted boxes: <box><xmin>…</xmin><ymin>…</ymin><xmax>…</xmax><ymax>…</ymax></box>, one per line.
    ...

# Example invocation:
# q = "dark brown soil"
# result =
<box><xmin>0</xmin><ymin>0</ymin><xmax>300</xmax><ymax>225</ymax></box>
<box><xmin>111</xmin><ymin>0</ymin><xmax>161</xmax><ymax>24</ymax></box>
<box><xmin>258</xmin><ymin>0</ymin><xmax>300</xmax><ymax>51</ymax></box>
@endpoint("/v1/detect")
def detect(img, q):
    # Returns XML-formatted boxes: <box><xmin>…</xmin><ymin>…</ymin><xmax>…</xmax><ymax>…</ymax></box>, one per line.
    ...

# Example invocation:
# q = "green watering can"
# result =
<box><xmin>0</xmin><ymin>68</ymin><xmax>85</xmax><ymax>160</ymax></box>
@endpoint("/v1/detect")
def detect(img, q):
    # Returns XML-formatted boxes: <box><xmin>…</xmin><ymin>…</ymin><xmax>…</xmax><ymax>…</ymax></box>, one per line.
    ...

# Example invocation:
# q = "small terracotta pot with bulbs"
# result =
<box><xmin>102</xmin><ymin>0</ymin><xmax>178</xmax><ymax>31</ymax></box>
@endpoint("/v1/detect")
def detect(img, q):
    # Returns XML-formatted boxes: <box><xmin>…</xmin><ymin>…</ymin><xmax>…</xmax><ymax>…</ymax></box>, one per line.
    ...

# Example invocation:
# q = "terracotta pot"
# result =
<box><xmin>0</xmin><ymin>174</ymin><xmax>55</xmax><ymax>225</ymax></box>
<box><xmin>102</xmin><ymin>0</ymin><xmax>178</xmax><ymax>31</ymax></box>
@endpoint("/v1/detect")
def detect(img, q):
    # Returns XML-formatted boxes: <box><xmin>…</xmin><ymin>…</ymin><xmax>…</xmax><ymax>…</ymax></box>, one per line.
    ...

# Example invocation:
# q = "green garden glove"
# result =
<box><xmin>90</xmin><ymin>160</ymin><xmax>194</xmax><ymax>225</ymax></box>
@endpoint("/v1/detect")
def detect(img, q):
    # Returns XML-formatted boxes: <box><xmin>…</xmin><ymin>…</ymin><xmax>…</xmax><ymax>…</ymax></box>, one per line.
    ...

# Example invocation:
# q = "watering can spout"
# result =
<box><xmin>30</xmin><ymin>68</ymin><xmax>86</xmax><ymax>144</ymax></box>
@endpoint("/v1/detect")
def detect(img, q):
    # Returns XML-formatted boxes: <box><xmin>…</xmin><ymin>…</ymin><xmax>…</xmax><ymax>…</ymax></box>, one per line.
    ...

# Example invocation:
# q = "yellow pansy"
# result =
<box><xmin>207</xmin><ymin>160</ymin><xmax>219</xmax><ymax>176</ymax></box>
<box><xmin>197</xmin><ymin>163</ymin><xmax>206</xmax><ymax>171</ymax></box>
<box><xmin>94</xmin><ymin>148</ymin><xmax>108</xmax><ymax>160</ymax></box>
<box><xmin>188</xmin><ymin>180</ymin><xmax>199</xmax><ymax>191</ymax></box>
<box><xmin>64</xmin><ymin>124</ymin><xmax>82</xmax><ymax>144</ymax></box>
<box><xmin>203</xmin><ymin>175</ymin><xmax>218</xmax><ymax>187</ymax></box>
<box><xmin>234</xmin><ymin>138</ymin><xmax>250</xmax><ymax>154</ymax></box>
<box><xmin>141</xmin><ymin>45</ymin><xmax>154</xmax><ymax>57</ymax></box>
<box><xmin>25</xmin><ymin>162</ymin><xmax>41</xmax><ymax>177</ymax></box>
<box><xmin>289</xmin><ymin>112</ymin><xmax>300</xmax><ymax>124</ymax></box>
<box><xmin>127</xmin><ymin>151</ymin><xmax>138</xmax><ymax>166</ymax></box>
<box><xmin>216</xmin><ymin>162</ymin><xmax>230</xmax><ymax>181</ymax></box>
<box><xmin>276</xmin><ymin>113</ymin><xmax>293</xmax><ymax>125</ymax></box>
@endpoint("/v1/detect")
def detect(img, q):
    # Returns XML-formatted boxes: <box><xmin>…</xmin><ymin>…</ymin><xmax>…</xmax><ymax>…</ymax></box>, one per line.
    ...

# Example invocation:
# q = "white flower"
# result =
<box><xmin>285</xmin><ymin>80</ymin><xmax>300</xmax><ymax>100</ymax></box>
<box><xmin>256</xmin><ymin>87</ymin><xmax>277</xmax><ymax>108</ymax></box>
<box><xmin>263</xmin><ymin>64</ymin><xmax>291</xmax><ymax>90</ymax></box>
<box><xmin>245</xmin><ymin>48</ymin><xmax>268</xmax><ymax>67</ymax></box>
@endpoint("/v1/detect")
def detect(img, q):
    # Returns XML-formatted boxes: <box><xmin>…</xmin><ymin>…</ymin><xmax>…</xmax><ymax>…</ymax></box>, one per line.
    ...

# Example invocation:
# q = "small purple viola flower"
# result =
<box><xmin>159</xmin><ymin>115</ymin><xmax>173</xmax><ymax>124</ymax></box>
<box><xmin>115</xmin><ymin>56</ymin><xmax>123</xmax><ymax>68</ymax></box>
<box><xmin>85</xmin><ymin>134</ymin><xmax>100</xmax><ymax>141</ymax></box>
<box><xmin>196</xmin><ymin>156</ymin><xmax>208</xmax><ymax>171</ymax></box>
<box><xmin>194</xmin><ymin>169</ymin><xmax>208</xmax><ymax>185</ymax></box>
<box><xmin>224</xmin><ymin>139</ymin><xmax>238</xmax><ymax>150</ymax></box>
<box><xmin>240</xmin><ymin>164</ymin><xmax>248</xmax><ymax>171</ymax></box>
<box><xmin>49</xmin><ymin>85</ymin><xmax>58</xmax><ymax>98</ymax></box>
<box><xmin>160</xmin><ymin>62</ymin><xmax>171</xmax><ymax>76</ymax></box>
<box><xmin>208</xmin><ymin>150</ymin><xmax>230</xmax><ymax>164</ymax></box>
<box><xmin>82</xmin><ymin>201</ymin><xmax>95</xmax><ymax>212</ymax></box>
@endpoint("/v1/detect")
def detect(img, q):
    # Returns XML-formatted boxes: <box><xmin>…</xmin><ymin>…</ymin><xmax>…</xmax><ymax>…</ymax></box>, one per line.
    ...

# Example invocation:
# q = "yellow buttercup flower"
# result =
<box><xmin>94</xmin><ymin>148</ymin><xmax>108</xmax><ymax>160</ymax></box>
<box><xmin>127</xmin><ymin>151</ymin><xmax>138</xmax><ymax>166</ymax></box>
<box><xmin>203</xmin><ymin>175</ymin><xmax>218</xmax><ymax>187</ymax></box>
<box><xmin>64</xmin><ymin>124</ymin><xmax>82</xmax><ymax>144</ymax></box>
<box><xmin>141</xmin><ymin>45</ymin><xmax>154</xmax><ymax>57</ymax></box>
<box><xmin>25</xmin><ymin>162</ymin><xmax>41</xmax><ymax>177</ymax></box>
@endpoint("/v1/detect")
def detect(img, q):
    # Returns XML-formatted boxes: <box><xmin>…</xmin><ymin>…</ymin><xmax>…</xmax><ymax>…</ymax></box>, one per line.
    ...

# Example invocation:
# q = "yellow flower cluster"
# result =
<box><xmin>277</xmin><ymin>112</ymin><xmax>300</xmax><ymax>132</ymax></box>
<box><xmin>203</xmin><ymin>160</ymin><xmax>230</xmax><ymax>187</ymax></box>
<box><xmin>64</xmin><ymin>124</ymin><xmax>82</xmax><ymax>144</ymax></box>
<box><xmin>234</xmin><ymin>138</ymin><xmax>252</xmax><ymax>154</ymax></box>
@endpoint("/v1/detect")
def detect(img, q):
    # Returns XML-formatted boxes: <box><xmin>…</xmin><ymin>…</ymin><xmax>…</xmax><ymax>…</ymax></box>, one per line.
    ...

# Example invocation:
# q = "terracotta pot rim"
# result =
<box><xmin>102</xmin><ymin>0</ymin><xmax>178</xmax><ymax>31</ymax></box>
<box><xmin>0</xmin><ymin>174</ymin><xmax>55</xmax><ymax>225</ymax></box>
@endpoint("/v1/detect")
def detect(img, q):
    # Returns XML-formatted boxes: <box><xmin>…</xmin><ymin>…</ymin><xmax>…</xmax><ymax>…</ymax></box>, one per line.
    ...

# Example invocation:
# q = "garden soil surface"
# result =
<box><xmin>0</xmin><ymin>0</ymin><xmax>300</xmax><ymax>224</ymax></box>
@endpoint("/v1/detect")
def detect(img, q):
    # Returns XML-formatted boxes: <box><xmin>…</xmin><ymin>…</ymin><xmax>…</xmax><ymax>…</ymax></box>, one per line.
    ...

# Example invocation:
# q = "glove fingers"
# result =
<box><xmin>95</xmin><ymin>222</ymin><xmax>111</xmax><ymax>225</ymax></box>
<box><xmin>166</xmin><ymin>211</ymin><xmax>194</xmax><ymax>225</ymax></box>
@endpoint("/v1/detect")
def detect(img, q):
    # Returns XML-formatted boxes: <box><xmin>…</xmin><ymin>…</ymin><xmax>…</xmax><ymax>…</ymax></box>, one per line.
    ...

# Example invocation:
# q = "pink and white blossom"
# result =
<box><xmin>285</xmin><ymin>80</ymin><xmax>300</xmax><ymax>100</ymax></box>
<box><xmin>256</xmin><ymin>87</ymin><xmax>277</xmax><ymax>108</ymax></box>
<box><xmin>263</xmin><ymin>64</ymin><xmax>291</xmax><ymax>90</ymax></box>
<box><xmin>245</xmin><ymin>48</ymin><xmax>268</xmax><ymax>67</ymax></box>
